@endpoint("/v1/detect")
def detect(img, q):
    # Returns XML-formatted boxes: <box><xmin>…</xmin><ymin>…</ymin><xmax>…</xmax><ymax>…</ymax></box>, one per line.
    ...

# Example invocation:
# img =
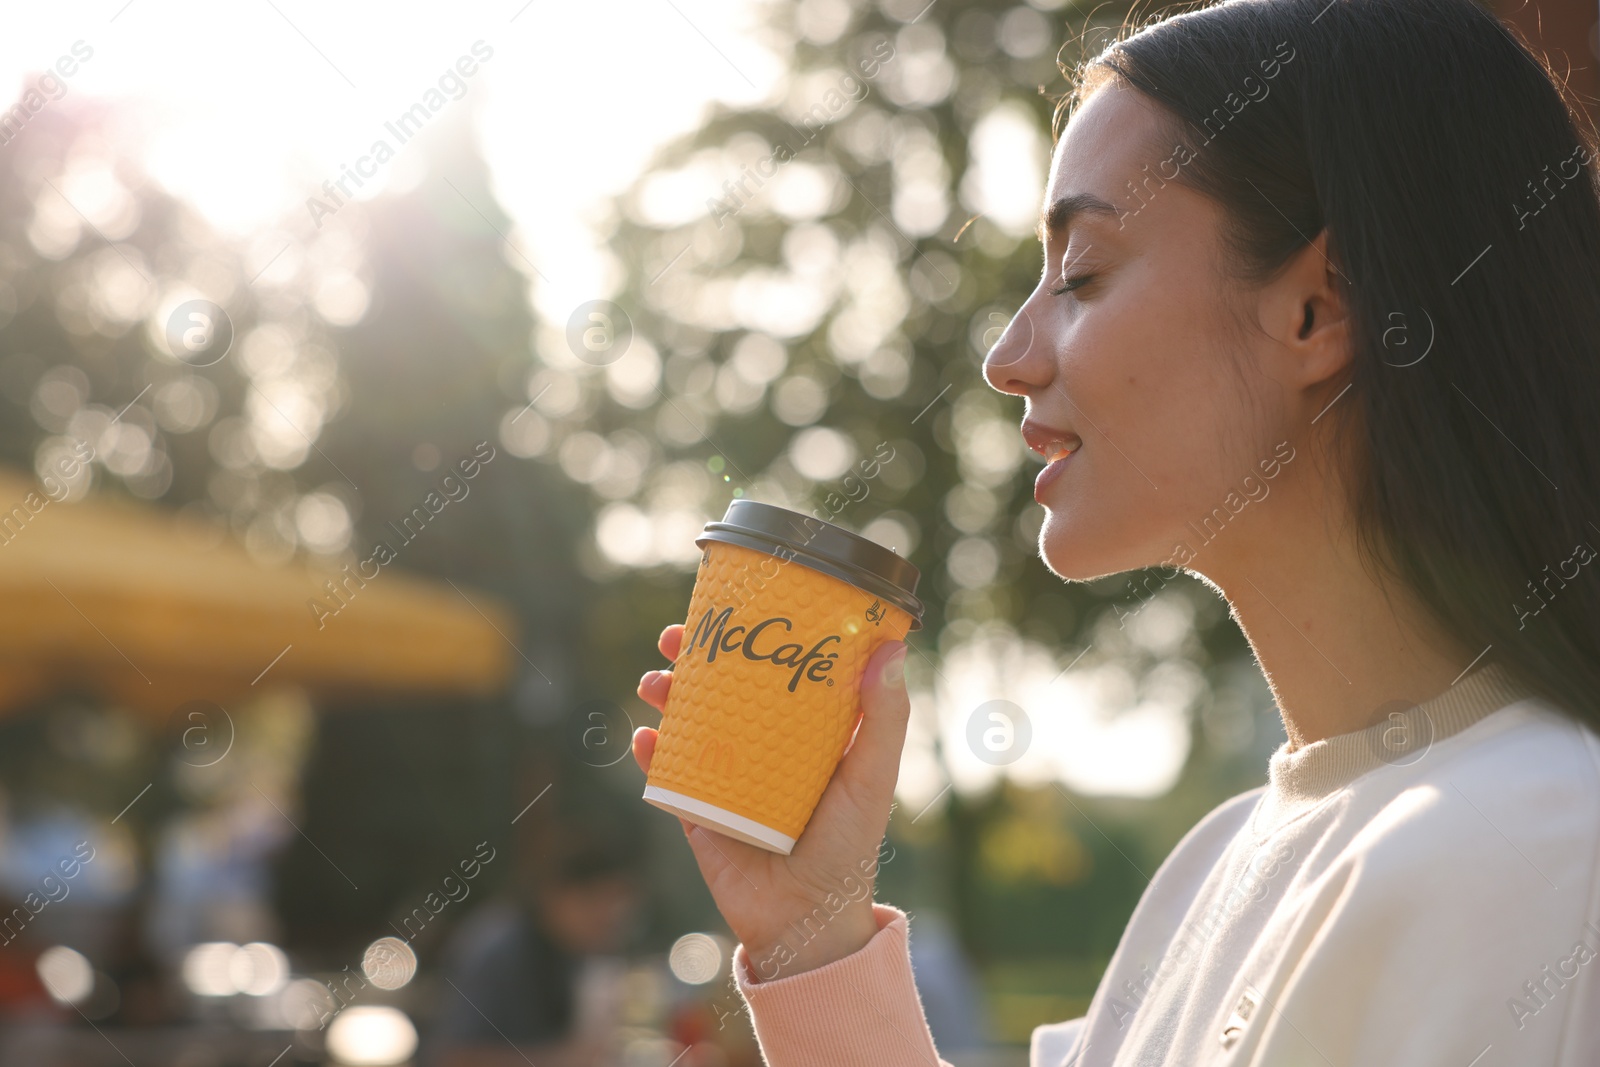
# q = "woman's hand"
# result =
<box><xmin>633</xmin><ymin>623</ymin><xmax>911</xmax><ymax>980</ymax></box>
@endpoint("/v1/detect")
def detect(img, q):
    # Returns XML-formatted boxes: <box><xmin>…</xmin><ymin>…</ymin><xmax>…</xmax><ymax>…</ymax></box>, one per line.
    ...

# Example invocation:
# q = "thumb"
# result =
<box><xmin>833</xmin><ymin>640</ymin><xmax>911</xmax><ymax>807</ymax></box>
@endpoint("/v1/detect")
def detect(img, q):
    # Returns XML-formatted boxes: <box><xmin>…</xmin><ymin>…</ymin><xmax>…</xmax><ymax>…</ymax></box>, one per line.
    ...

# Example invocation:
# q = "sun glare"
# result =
<box><xmin>0</xmin><ymin>0</ymin><xmax>779</xmax><ymax>314</ymax></box>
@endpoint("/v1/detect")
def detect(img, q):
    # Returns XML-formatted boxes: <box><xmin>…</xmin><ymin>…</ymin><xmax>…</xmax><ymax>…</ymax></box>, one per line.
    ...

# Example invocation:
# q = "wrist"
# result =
<box><xmin>744</xmin><ymin>901</ymin><xmax>880</xmax><ymax>982</ymax></box>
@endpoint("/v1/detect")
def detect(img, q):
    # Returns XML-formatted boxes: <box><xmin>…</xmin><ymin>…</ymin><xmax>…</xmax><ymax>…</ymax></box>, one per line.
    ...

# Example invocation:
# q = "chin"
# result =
<box><xmin>1037</xmin><ymin>512</ymin><xmax>1163</xmax><ymax>584</ymax></box>
<box><xmin>1041</xmin><ymin>552</ymin><xmax>1119</xmax><ymax>584</ymax></box>
<box><xmin>1036</xmin><ymin>518</ymin><xmax>1101</xmax><ymax>583</ymax></box>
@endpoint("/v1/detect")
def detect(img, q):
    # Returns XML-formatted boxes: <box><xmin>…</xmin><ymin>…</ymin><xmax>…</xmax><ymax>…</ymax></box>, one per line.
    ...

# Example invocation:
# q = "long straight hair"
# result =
<box><xmin>1064</xmin><ymin>0</ymin><xmax>1600</xmax><ymax>728</ymax></box>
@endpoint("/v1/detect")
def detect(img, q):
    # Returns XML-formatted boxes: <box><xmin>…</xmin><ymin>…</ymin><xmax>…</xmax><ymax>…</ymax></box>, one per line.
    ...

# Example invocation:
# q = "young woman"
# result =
<box><xmin>633</xmin><ymin>0</ymin><xmax>1600</xmax><ymax>1062</ymax></box>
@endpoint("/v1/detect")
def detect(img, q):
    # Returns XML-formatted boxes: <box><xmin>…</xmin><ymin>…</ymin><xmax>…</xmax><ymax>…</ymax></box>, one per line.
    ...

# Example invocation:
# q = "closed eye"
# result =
<box><xmin>1049</xmin><ymin>273</ymin><xmax>1095</xmax><ymax>296</ymax></box>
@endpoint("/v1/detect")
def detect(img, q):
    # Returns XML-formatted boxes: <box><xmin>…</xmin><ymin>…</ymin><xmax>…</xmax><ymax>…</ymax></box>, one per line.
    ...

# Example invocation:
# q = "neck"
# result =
<box><xmin>1188</xmin><ymin>462</ymin><xmax>1478</xmax><ymax>751</ymax></box>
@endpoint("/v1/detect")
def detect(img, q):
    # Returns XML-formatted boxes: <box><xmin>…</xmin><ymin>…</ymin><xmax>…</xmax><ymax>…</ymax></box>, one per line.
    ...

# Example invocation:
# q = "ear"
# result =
<box><xmin>1258</xmin><ymin>228</ymin><xmax>1352</xmax><ymax>396</ymax></box>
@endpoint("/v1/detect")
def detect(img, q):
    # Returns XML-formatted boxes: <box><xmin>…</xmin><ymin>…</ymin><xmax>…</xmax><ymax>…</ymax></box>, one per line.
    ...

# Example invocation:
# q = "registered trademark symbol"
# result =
<box><xmin>826</xmin><ymin>679</ymin><xmax>834</xmax><ymax>686</ymax></box>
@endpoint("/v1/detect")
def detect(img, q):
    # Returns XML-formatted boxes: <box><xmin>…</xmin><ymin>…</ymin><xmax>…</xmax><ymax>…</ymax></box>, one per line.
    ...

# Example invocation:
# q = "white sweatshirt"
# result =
<box><xmin>732</xmin><ymin>661</ymin><xmax>1600</xmax><ymax>1066</ymax></box>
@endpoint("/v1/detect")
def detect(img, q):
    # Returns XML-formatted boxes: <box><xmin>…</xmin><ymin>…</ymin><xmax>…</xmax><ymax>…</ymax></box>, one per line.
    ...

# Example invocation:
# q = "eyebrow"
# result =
<box><xmin>1036</xmin><ymin>192</ymin><xmax>1119</xmax><ymax>243</ymax></box>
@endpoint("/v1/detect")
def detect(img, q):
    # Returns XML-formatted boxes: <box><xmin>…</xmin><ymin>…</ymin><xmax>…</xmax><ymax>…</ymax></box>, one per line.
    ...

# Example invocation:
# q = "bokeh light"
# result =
<box><xmin>230</xmin><ymin>942</ymin><xmax>290</xmax><ymax>997</ymax></box>
<box><xmin>279</xmin><ymin>977</ymin><xmax>338</xmax><ymax>1032</ymax></box>
<box><xmin>668</xmin><ymin>932</ymin><xmax>725</xmax><ymax>985</ymax></box>
<box><xmin>181</xmin><ymin>941</ymin><xmax>289</xmax><ymax>997</ymax></box>
<box><xmin>360</xmin><ymin>936</ymin><xmax>417</xmax><ymax>991</ymax></box>
<box><xmin>36</xmin><ymin>945</ymin><xmax>94</xmax><ymax>1006</ymax></box>
<box><xmin>325</xmin><ymin>1005</ymin><xmax>419</xmax><ymax>1066</ymax></box>
<box><xmin>181</xmin><ymin>941</ymin><xmax>240</xmax><ymax>998</ymax></box>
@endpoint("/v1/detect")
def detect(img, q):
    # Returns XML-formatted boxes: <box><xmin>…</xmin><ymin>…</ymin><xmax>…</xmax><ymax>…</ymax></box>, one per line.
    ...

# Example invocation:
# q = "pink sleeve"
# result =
<box><xmin>731</xmin><ymin>903</ymin><xmax>953</xmax><ymax>1067</ymax></box>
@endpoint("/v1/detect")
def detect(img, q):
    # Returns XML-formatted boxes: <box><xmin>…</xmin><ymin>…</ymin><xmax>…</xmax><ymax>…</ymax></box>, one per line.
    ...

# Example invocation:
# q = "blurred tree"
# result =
<box><xmin>0</xmin><ymin>97</ymin><xmax>638</xmax><ymax>962</ymax></box>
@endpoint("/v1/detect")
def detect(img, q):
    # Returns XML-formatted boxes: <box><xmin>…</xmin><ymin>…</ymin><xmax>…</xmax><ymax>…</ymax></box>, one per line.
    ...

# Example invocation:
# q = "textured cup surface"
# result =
<box><xmin>644</xmin><ymin>540</ymin><xmax>913</xmax><ymax>851</ymax></box>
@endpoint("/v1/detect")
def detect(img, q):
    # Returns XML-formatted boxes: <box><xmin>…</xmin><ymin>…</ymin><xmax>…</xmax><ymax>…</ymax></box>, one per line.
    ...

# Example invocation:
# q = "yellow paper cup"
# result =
<box><xmin>642</xmin><ymin>500</ymin><xmax>925</xmax><ymax>854</ymax></box>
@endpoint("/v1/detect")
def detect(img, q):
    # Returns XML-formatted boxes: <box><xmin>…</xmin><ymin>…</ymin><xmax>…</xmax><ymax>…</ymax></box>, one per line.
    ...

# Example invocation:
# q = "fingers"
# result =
<box><xmin>637</xmin><ymin>669</ymin><xmax>672</xmax><ymax>710</ymax></box>
<box><xmin>832</xmin><ymin>640</ymin><xmax>911</xmax><ymax>811</ymax></box>
<box><xmin>631</xmin><ymin>726</ymin><xmax>657</xmax><ymax>774</ymax></box>
<box><xmin>640</xmin><ymin>625</ymin><xmax>683</xmax><ymax>712</ymax></box>
<box><xmin>632</xmin><ymin>727</ymin><xmax>691</xmax><ymax>837</ymax></box>
<box><xmin>632</xmin><ymin>728</ymin><xmax>720</xmax><ymax>847</ymax></box>
<box><xmin>658</xmin><ymin>623</ymin><xmax>685</xmax><ymax>662</ymax></box>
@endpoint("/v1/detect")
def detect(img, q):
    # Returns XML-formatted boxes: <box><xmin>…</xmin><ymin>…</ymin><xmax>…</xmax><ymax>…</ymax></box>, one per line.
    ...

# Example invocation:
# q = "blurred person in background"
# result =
<box><xmin>426</xmin><ymin>787</ymin><xmax>647</xmax><ymax>1067</ymax></box>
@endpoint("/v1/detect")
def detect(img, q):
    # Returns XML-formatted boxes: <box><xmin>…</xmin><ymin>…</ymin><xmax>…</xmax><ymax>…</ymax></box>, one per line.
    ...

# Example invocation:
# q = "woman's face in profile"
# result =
<box><xmin>984</xmin><ymin>81</ymin><xmax>1291</xmax><ymax>584</ymax></box>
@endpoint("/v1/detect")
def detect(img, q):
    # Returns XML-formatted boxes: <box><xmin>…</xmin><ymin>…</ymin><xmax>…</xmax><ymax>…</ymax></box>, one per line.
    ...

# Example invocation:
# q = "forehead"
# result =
<box><xmin>1045</xmin><ymin>83</ymin><xmax>1169</xmax><ymax>212</ymax></box>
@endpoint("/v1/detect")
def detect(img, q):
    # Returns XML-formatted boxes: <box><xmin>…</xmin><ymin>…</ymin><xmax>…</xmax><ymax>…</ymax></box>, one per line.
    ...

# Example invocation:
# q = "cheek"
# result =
<box><xmin>1037</xmin><ymin>272</ymin><xmax>1264</xmax><ymax>578</ymax></box>
<box><xmin>1083</xmin><ymin>284</ymin><xmax>1236</xmax><ymax>473</ymax></box>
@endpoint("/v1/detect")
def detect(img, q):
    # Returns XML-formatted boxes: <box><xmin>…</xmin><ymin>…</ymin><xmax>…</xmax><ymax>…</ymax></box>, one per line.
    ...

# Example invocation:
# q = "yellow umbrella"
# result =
<box><xmin>0</xmin><ymin>468</ymin><xmax>516</xmax><ymax>717</ymax></box>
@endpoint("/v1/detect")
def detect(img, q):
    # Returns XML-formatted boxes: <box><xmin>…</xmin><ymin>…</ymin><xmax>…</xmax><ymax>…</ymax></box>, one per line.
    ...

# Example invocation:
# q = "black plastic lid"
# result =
<box><xmin>695</xmin><ymin>499</ymin><xmax>925</xmax><ymax>629</ymax></box>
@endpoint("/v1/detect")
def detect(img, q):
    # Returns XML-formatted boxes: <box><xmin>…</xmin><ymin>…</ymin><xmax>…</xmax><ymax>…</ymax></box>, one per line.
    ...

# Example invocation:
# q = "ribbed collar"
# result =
<box><xmin>1250</xmin><ymin>661</ymin><xmax>1539</xmax><ymax>838</ymax></box>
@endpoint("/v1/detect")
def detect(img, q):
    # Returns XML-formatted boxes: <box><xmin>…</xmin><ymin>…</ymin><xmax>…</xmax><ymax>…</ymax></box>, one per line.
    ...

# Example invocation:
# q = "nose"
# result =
<box><xmin>982</xmin><ymin>298</ymin><xmax>1050</xmax><ymax>397</ymax></box>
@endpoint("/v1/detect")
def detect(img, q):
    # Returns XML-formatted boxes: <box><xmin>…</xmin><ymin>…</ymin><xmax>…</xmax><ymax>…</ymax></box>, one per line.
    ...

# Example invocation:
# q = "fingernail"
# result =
<box><xmin>884</xmin><ymin>644</ymin><xmax>908</xmax><ymax>689</ymax></box>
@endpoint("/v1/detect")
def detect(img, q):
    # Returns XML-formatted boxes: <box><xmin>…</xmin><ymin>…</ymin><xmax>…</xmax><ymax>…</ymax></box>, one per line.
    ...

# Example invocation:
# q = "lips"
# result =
<box><xmin>1021</xmin><ymin>418</ymin><xmax>1082</xmax><ymax>463</ymax></box>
